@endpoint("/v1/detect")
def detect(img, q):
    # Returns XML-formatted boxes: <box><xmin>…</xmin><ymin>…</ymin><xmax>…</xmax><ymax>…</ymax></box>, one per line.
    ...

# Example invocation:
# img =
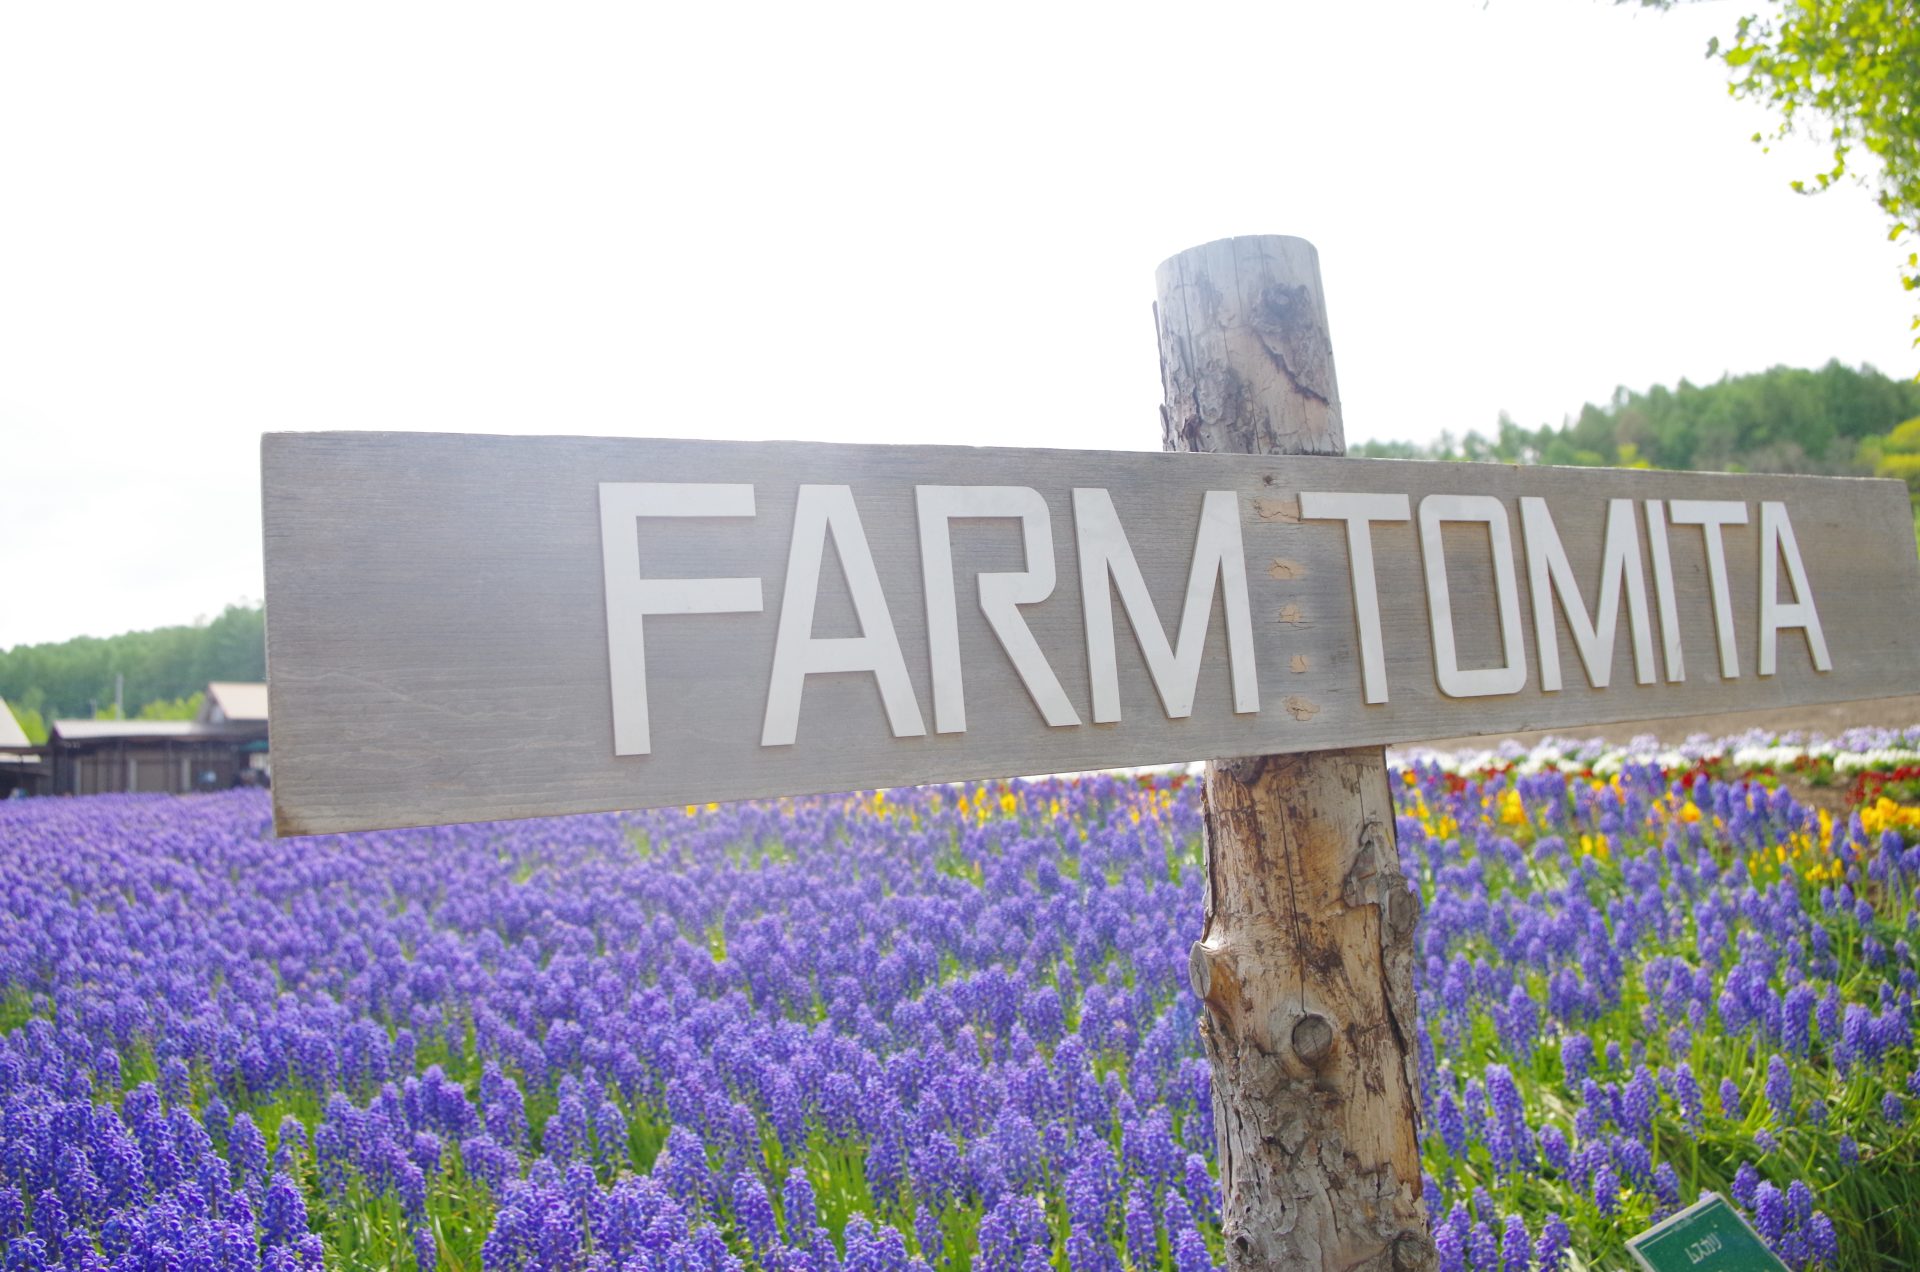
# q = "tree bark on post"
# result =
<box><xmin>1155</xmin><ymin>236</ymin><xmax>1434</xmax><ymax>1272</ymax></box>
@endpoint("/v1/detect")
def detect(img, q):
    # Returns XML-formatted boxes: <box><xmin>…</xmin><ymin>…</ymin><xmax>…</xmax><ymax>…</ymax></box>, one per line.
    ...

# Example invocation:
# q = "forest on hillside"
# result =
<box><xmin>0</xmin><ymin>603</ymin><xmax>263</xmax><ymax>742</ymax></box>
<box><xmin>1354</xmin><ymin>359</ymin><xmax>1920</xmax><ymax>478</ymax></box>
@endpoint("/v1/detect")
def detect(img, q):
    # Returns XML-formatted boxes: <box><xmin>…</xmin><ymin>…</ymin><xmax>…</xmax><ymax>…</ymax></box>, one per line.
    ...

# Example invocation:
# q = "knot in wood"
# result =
<box><xmin>1254</xmin><ymin>282</ymin><xmax>1311</xmax><ymax>336</ymax></box>
<box><xmin>1291</xmin><ymin>1012</ymin><xmax>1334</xmax><ymax>1068</ymax></box>
<box><xmin>1187</xmin><ymin>942</ymin><xmax>1237</xmax><ymax>1015</ymax></box>
<box><xmin>1187</xmin><ymin>941</ymin><xmax>1212</xmax><ymax>1001</ymax></box>
<box><xmin>1393</xmin><ymin>1230</ymin><xmax>1438</xmax><ymax>1272</ymax></box>
<box><xmin>1387</xmin><ymin>882</ymin><xmax>1419</xmax><ymax>940</ymax></box>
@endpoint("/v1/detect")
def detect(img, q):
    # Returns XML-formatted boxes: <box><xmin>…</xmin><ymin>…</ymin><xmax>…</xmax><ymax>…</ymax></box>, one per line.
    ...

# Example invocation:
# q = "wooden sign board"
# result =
<box><xmin>263</xmin><ymin>431</ymin><xmax>1920</xmax><ymax>835</ymax></box>
<box><xmin>1628</xmin><ymin>1193</ymin><xmax>1790</xmax><ymax>1271</ymax></box>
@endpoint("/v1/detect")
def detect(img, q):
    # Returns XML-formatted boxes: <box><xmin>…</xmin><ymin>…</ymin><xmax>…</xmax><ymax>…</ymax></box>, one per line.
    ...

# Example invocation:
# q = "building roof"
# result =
<box><xmin>0</xmin><ymin>698</ymin><xmax>32</xmax><ymax>750</ymax></box>
<box><xmin>200</xmin><ymin>681</ymin><xmax>268</xmax><ymax>724</ymax></box>
<box><xmin>50</xmin><ymin>719</ymin><xmax>211</xmax><ymax>742</ymax></box>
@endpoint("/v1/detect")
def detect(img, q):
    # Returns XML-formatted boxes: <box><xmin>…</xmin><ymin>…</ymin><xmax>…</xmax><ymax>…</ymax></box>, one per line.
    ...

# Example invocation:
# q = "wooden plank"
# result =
<box><xmin>263</xmin><ymin>430</ymin><xmax>1920</xmax><ymax>834</ymax></box>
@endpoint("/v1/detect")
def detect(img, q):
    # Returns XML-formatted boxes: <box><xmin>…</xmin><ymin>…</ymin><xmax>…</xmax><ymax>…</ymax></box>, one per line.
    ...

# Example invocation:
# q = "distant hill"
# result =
<box><xmin>1354</xmin><ymin>360</ymin><xmax>1920</xmax><ymax>476</ymax></box>
<box><xmin>0</xmin><ymin>604</ymin><xmax>264</xmax><ymax>732</ymax></box>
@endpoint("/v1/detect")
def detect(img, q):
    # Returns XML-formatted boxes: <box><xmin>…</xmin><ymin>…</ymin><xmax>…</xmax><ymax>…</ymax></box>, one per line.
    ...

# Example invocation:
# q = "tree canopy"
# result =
<box><xmin>1634</xmin><ymin>0</ymin><xmax>1920</xmax><ymax>327</ymax></box>
<box><xmin>1353</xmin><ymin>359</ymin><xmax>1920</xmax><ymax>473</ymax></box>
<box><xmin>0</xmin><ymin>603</ymin><xmax>264</xmax><ymax>724</ymax></box>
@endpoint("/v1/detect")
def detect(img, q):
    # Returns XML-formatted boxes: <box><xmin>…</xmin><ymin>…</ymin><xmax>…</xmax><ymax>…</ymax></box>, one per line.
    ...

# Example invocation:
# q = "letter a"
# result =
<box><xmin>763</xmin><ymin>485</ymin><xmax>927</xmax><ymax>746</ymax></box>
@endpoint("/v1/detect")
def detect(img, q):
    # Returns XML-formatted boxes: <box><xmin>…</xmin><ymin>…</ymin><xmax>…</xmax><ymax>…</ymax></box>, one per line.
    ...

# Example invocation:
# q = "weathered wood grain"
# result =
<box><xmin>1160</xmin><ymin>235</ymin><xmax>1432</xmax><ymax>1271</ymax></box>
<box><xmin>264</xmin><ymin>425</ymin><xmax>1920</xmax><ymax>837</ymax></box>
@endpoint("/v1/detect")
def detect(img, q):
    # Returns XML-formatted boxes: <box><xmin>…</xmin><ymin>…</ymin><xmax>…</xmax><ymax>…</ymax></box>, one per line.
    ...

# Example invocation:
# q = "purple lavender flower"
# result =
<box><xmin>1434</xmin><ymin>1211</ymin><xmax>1467</xmax><ymax>1272</ymax></box>
<box><xmin>1592</xmin><ymin>1163</ymin><xmax>1620</xmax><ymax>1216</ymax></box>
<box><xmin>1664</xmin><ymin>1063</ymin><xmax>1703</xmax><ymax>1129</ymax></box>
<box><xmin>1559</xmin><ymin>1034</ymin><xmax>1594</xmax><ymax>1085</ymax></box>
<box><xmin>1732</xmin><ymin>1162</ymin><xmax>1761</xmax><ymax>1209</ymax></box>
<box><xmin>1533</xmin><ymin>1213</ymin><xmax>1569</xmax><ymax>1272</ymax></box>
<box><xmin>977</xmin><ymin>1194</ymin><xmax>1051</xmax><ymax>1272</ymax></box>
<box><xmin>732</xmin><ymin>1173</ymin><xmax>778</xmax><ymax>1262</ymax></box>
<box><xmin>1807</xmin><ymin>1211</ymin><xmax>1839</xmax><ymax>1266</ymax></box>
<box><xmin>1537</xmin><ymin>1124</ymin><xmax>1571</xmax><ymax>1175</ymax></box>
<box><xmin>1783</xmin><ymin>1179</ymin><xmax>1814</xmax><ymax>1226</ymax></box>
<box><xmin>1622</xmin><ymin>1066</ymin><xmax>1657</xmax><ymax>1141</ymax></box>
<box><xmin>1183</xmin><ymin>1153</ymin><xmax>1219</xmax><ymax>1225</ymax></box>
<box><xmin>1764</xmin><ymin>1055</ymin><xmax>1793</xmax><ymax>1124</ymax></box>
<box><xmin>1782</xmin><ymin>984</ymin><xmax>1816</xmax><ymax>1056</ymax></box>
<box><xmin>1435</xmin><ymin>1090</ymin><xmax>1468</xmax><ymax>1158</ymax></box>
<box><xmin>226</xmin><ymin>1114</ymin><xmax>267</xmax><ymax>1193</ymax></box>
<box><xmin>657</xmin><ymin>1127</ymin><xmax>711</xmax><ymax>1214</ymax></box>
<box><xmin>1122</xmin><ymin>1181</ymin><xmax>1155</xmax><ymax>1271</ymax></box>
<box><xmin>1752</xmin><ymin>1182</ymin><xmax>1786</xmax><ymax>1247</ymax></box>
<box><xmin>1647</xmin><ymin>1162</ymin><xmax>1680</xmax><ymax>1212</ymax></box>
<box><xmin>261</xmin><ymin>1172</ymin><xmax>308</xmax><ymax>1249</ymax></box>
<box><xmin>1497</xmin><ymin>1215</ymin><xmax>1530</xmax><ymax>1272</ymax></box>
<box><xmin>1171</xmin><ymin>1226</ymin><xmax>1212</xmax><ymax>1272</ymax></box>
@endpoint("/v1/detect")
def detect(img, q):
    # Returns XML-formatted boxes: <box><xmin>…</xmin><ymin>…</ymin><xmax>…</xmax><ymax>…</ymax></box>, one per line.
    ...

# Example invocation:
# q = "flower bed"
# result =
<box><xmin>0</xmin><ymin>730</ymin><xmax>1916</xmax><ymax>1271</ymax></box>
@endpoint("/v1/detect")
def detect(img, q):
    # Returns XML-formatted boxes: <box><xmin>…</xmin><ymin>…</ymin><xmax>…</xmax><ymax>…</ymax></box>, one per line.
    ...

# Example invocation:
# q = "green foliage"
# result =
<box><xmin>1884</xmin><ymin>417</ymin><xmax>1920</xmax><ymax>453</ymax></box>
<box><xmin>0</xmin><ymin>604</ymin><xmax>262</xmax><ymax>721</ymax></box>
<box><xmin>1355</xmin><ymin>360</ymin><xmax>1920</xmax><ymax>474</ymax></box>
<box><xmin>5</xmin><ymin>701</ymin><xmax>47</xmax><ymax>746</ymax></box>
<box><xmin>1879</xmin><ymin>452</ymin><xmax>1920</xmax><ymax>494</ymax></box>
<box><xmin>0</xmin><ymin>984</ymin><xmax>46</xmax><ymax>1034</ymax></box>
<box><xmin>1877</xmin><ymin>415</ymin><xmax>1920</xmax><ymax>497</ymax></box>
<box><xmin>1632</xmin><ymin>0</ymin><xmax>1920</xmax><ymax>329</ymax></box>
<box><xmin>135</xmin><ymin>691</ymin><xmax>206</xmax><ymax>721</ymax></box>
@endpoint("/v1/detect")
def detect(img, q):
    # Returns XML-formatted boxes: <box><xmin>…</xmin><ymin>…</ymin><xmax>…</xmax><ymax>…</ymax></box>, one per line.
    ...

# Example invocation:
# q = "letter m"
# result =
<box><xmin>1073</xmin><ymin>488</ymin><xmax>1259</xmax><ymax>722</ymax></box>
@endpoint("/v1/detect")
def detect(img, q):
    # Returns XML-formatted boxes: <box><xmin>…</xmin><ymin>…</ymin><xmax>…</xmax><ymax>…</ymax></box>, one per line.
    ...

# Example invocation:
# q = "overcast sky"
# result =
<box><xmin>2</xmin><ymin>1</ymin><xmax>1909</xmax><ymax>651</ymax></box>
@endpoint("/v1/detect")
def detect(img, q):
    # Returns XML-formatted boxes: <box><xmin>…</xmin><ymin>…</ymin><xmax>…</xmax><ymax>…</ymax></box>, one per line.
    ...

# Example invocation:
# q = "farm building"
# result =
<box><xmin>0</xmin><ymin>696</ymin><xmax>48</xmax><ymax>797</ymax></box>
<box><xmin>45</xmin><ymin>681</ymin><xmax>270</xmax><ymax>796</ymax></box>
<box><xmin>199</xmin><ymin>680</ymin><xmax>268</xmax><ymax>727</ymax></box>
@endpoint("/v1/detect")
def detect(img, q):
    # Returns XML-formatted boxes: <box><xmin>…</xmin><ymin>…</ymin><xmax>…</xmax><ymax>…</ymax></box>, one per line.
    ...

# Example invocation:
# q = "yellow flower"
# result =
<box><xmin>1499</xmin><ymin>789</ymin><xmax>1527</xmax><ymax>827</ymax></box>
<box><xmin>1861</xmin><ymin>797</ymin><xmax>1920</xmax><ymax>839</ymax></box>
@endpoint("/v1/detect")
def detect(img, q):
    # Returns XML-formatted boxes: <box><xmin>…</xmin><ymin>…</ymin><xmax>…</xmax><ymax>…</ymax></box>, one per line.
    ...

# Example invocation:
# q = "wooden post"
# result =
<box><xmin>1156</xmin><ymin>237</ymin><xmax>1434</xmax><ymax>1272</ymax></box>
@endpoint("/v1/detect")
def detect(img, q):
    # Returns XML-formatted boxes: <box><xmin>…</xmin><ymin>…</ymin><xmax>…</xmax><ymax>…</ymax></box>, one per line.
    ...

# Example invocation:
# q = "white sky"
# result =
<box><xmin>2</xmin><ymin>1</ymin><xmax>1910</xmax><ymax>651</ymax></box>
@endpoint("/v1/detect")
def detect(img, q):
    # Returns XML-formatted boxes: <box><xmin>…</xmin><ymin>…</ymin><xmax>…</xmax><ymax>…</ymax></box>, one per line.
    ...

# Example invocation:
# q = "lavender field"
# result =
<box><xmin>3</xmin><ymin>729</ymin><xmax>1920</xmax><ymax>1271</ymax></box>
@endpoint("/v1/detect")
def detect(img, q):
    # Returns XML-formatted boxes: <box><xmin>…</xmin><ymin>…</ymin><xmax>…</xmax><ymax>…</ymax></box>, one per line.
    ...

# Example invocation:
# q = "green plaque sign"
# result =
<box><xmin>1628</xmin><ymin>1193</ymin><xmax>1790</xmax><ymax>1272</ymax></box>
